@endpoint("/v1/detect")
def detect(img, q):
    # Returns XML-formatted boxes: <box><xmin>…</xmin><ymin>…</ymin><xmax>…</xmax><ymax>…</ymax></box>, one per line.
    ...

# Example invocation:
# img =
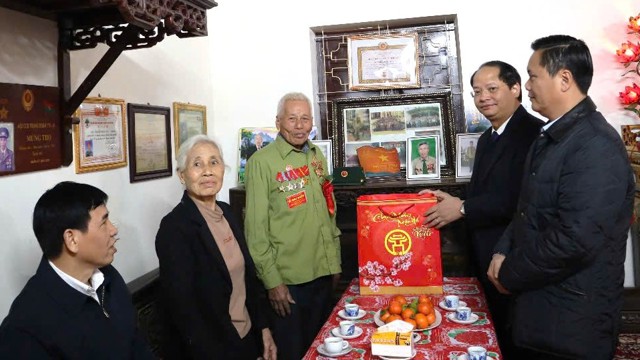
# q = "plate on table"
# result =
<box><xmin>331</xmin><ymin>326</ymin><xmax>363</xmax><ymax>339</ymax></box>
<box><xmin>373</xmin><ymin>309</ymin><xmax>442</xmax><ymax>331</ymax></box>
<box><xmin>439</xmin><ymin>300</ymin><xmax>467</xmax><ymax>311</ymax></box>
<box><xmin>378</xmin><ymin>348</ymin><xmax>417</xmax><ymax>360</ymax></box>
<box><xmin>338</xmin><ymin>309</ymin><xmax>366</xmax><ymax>320</ymax></box>
<box><xmin>446</xmin><ymin>312</ymin><xmax>479</xmax><ymax>325</ymax></box>
<box><xmin>317</xmin><ymin>343</ymin><xmax>353</xmax><ymax>357</ymax></box>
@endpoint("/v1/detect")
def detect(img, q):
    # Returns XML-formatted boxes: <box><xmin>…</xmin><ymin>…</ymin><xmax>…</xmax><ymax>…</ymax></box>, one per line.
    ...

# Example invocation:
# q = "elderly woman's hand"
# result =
<box><xmin>261</xmin><ymin>328</ymin><xmax>277</xmax><ymax>360</ymax></box>
<box><xmin>268</xmin><ymin>283</ymin><xmax>296</xmax><ymax>317</ymax></box>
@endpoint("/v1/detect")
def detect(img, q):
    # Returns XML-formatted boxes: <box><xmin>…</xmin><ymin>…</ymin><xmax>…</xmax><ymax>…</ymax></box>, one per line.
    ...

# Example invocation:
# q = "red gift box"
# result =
<box><xmin>357</xmin><ymin>193</ymin><xmax>443</xmax><ymax>295</ymax></box>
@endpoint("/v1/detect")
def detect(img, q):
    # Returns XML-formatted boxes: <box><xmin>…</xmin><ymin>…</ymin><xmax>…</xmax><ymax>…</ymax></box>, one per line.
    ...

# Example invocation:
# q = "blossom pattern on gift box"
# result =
<box><xmin>359</xmin><ymin>252</ymin><xmax>413</xmax><ymax>292</ymax></box>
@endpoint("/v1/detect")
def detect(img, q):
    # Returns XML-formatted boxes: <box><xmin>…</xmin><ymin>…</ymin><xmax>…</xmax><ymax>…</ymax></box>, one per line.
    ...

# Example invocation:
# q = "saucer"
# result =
<box><xmin>412</xmin><ymin>333</ymin><xmax>421</xmax><ymax>342</ymax></box>
<box><xmin>317</xmin><ymin>343</ymin><xmax>352</xmax><ymax>357</ymax></box>
<box><xmin>338</xmin><ymin>309</ymin><xmax>366</xmax><ymax>320</ymax></box>
<box><xmin>446</xmin><ymin>312</ymin><xmax>479</xmax><ymax>325</ymax></box>
<box><xmin>378</xmin><ymin>348</ymin><xmax>417</xmax><ymax>360</ymax></box>
<box><xmin>439</xmin><ymin>300</ymin><xmax>467</xmax><ymax>311</ymax></box>
<box><xmin>457</xmin><ymin>354</ymin><xmax>495</xmax><ymax>360</ymax></box>
<box><xmin>331</xmin><ymin>326</ymin><xmax>363</xmax><ymax>339</ymax></box>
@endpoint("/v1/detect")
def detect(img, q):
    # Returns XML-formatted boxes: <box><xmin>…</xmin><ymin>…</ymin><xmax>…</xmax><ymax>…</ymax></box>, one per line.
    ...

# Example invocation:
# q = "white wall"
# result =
<box><xmin>1</xmin><ymin>0</ymin><xmax>638</xmax><ymax>318</ymax></box>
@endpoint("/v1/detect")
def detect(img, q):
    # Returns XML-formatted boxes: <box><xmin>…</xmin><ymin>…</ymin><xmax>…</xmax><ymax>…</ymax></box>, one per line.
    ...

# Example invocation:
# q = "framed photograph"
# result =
<box><xmin>73</xmin><ymin>97</ymin><xmax>127</xmax><ymax>174</ymax></box>
<box><xmin>456</xmin><ymin>133</ymin><xmax>481</xmax><ymax>178</ymax></box>
<box><xmin>332</xmin><ymin>92</ymin><xmax>456</xmax><ymax>177</ymax></box>
<box><xmin>406</xmin><ymin>136</ymin><xmax>440</xmax><ymax>180</ymax></box>
<box><xmin>313</xmin><ymin>139</ymin><xmax>333</xmax><ymax>175</ymax></box>
<box><xmin>347</xmin><ymin>33</ymin><xmax>420</xmax><ymax>90</ymax></box>
<box><xmin>238</xmin><ymin>127</ymin><xmax>279</xmax><ymax>184</ymax></box>
<box><xmin>0</xmin><ymin>122</ymin><xmax>15</xmax><ymax>172</ymax></box>
<box><xmin>173</xmin><ymin>102</ymin><xmax>207</xmax><ymax>155</ymax></box>
<box><xmin>127</xmin><ymin>103</ymin><xmax>172</xmax><ymax>183</ymax></box>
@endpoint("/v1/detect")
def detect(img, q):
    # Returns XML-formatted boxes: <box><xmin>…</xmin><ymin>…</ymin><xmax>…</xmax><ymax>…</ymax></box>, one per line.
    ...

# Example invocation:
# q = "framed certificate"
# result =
<box><xmin>347</xmin><ymin>33</ymin><xmax>420</xmax><ymax>90</ymax></box>
<box><xmin>173</xmin><ymin>102</ymin><xmax>207</xmax><ymax>155</ymax></box>
<box><xmin>74</xmin><ymin>97</ymin><xmax>127</xmax><ymax>174</ymax></box>
<box><xmin>127</xmin><ymin>103</ymin><xmax>172</xmax><ymax>182</ymax></box>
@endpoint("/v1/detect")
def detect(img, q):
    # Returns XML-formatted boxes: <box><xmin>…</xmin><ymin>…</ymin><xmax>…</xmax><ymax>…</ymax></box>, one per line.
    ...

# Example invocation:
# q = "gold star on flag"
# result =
<box><xmin>0</xmin><ymin>106</ymin><xmax>8</xmax><ymax>119</ymax></box>
<box><xmin>378</xmin><ymin>155</ymin><xmax>389</xmax><ymax>162</ymax></box>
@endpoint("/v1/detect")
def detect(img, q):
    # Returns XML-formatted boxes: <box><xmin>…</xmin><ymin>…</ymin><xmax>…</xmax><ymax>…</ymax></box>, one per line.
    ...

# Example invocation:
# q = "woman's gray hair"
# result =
<box><xmin>176</xmin><ymin>134</ymin><xmax>224</xmax><ymax>172</ymax></box>
<box><xmin>276</xmin><ymin>92</ymin><xmax>311</xmax><ymax>118</ymax></box>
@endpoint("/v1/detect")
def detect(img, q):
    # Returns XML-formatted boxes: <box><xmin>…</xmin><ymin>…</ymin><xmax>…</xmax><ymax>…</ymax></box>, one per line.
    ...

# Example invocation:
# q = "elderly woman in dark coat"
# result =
<box><xmin>155</xmin><ymin>135</ymin><xmax>276</xmax><ymax>360</ymax></box>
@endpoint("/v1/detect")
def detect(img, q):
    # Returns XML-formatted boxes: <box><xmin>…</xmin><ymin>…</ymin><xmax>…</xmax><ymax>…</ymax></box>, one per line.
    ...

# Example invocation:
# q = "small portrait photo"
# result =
<box><xmin>0</xmin><ymin>122</ymin><xmax>15</xmax><ymax>172</ymax></box>
<box><xmin>344</xmin><ymin>108</ymin><xmax>371</xmax><ymax>141</ymax></box>
<box><xmin>313</xmin><ymin>140</ymin><xmax>333</xmax><ymax>175</ymax></box>
<box><xmin>406</xmin><ymin>136</ymin><xmax>440</xmax><ymax>180</ymax></box>
<box><xmin>456</xmin><ymin>133</ymin><xmax>481</xmax><ymax>178</ymax></box>
<box><xmin>84</xmin><ymin>139</ymin><xmax>94</xmax><ymax>158</ymax></box>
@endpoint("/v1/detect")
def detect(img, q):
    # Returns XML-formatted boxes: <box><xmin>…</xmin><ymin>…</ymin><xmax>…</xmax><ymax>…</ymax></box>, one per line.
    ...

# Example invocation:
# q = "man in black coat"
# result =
<box><xmin>422</xmin><ymin>60</ymin><xmax>543</xmax><ymax>357</ymax></box>
<box><xmin>489</xmin><ymin>35</ymin><xmax>635</xmax><ymax>359</ymax></box>
<box><xmin>0</xmin><ymin>182</ymin><xmax>154</xmax><ymax>359</ymax></box>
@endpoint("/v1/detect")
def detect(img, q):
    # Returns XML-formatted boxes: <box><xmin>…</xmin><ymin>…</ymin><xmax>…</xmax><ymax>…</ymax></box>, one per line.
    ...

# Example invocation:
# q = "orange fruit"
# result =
<box><xmin>426</xmin><ymin>313</ymin><xmax>436</xmax><ymax>325</ymax></box>
<box><xmin>386</xmin><ymin>314</ymin><xmax>402</xmax><ymax>323</ymax></box>
<box><xmin>380</xmin><ymin>310</ymin><xmax>391</xmax><ymax>323</ymax></box>
<box><xmin>403</xmin><ymin>318</ymin><xmax>417</xmax><ymax>330</ymax></box>
<box><xmin>417</xmin><ymin>302</ymin><xmax>431</xmax><ymax>315</ymax></box>
<box><xmin>401</xmin><ymin>308</ymin><xmax>415</xmax><ymax>320</ymax></box>
<box><xmin>418</xmin><ymin>294</ymin><xmax>430</xmax><ymax>304</ymax></box>
<box><xmin>388</xmin><ymin>301</ymin><xmax>402</xmax><ymax>315</ymax></box>
<box><xmin>414</xmin><ymin>313</ymin><xmax>428</xmax><ymax>329</ymax></box>
<box><xmin>392</xmin><ymin>295</ymin><xmax>408</xmax><ymax>305</ymax></box>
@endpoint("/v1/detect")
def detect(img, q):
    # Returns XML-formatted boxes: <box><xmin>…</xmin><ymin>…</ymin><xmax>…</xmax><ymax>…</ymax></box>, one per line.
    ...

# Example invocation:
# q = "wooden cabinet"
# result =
<box><xmin>229</xmin><ymin>177</ymin><xmax>473</xmax><ymax>290</ymax></box>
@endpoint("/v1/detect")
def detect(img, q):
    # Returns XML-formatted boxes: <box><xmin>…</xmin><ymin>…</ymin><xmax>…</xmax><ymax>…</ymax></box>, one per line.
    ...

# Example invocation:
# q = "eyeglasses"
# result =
<box><xmin>470</xmin><ymin>85</ymin><xmax>501</xmax><ymax>98</ymax></box>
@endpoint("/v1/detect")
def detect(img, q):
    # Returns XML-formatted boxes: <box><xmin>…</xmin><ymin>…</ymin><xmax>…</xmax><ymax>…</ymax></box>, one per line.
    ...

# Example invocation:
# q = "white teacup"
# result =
<box><xmin>324</xmin><ymin>336</ymin><xmax>349</xmax><ymax>354</ymax></box>
<box><xmin>444</xmin><ymin>295</ymin><xmax>459</xmax><ymax>309</ymax></box>
<box><xmin>344</xmin><ymin>303</ymin><xmax>360</xmax><ymax>317</ymax></box>
<box><xmin>339</xmin><ymin>320</ymin><xmax>355</xmax><ymax>336</ymax></box>
<box><xmin>467</xmin><ymin>346</ymin><xmax>487</xmax><ymax>360</ymax></box>
<box><xmin>456</xmin><ymin>306</ymin><xmax>472</xmax><ymax>321</ymax></box>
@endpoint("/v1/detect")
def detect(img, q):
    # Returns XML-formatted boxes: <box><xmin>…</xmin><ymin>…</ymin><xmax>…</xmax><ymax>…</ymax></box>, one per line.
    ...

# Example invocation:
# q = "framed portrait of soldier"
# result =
<box><xmin>456</xmin><ymin>133</ymin><xmax>481</xmax><ymax>178</ymax></box>
<box><xmin>406</xmin><ymin>135</ymin><xmax>440</xmax><ymax>180</ymax></box>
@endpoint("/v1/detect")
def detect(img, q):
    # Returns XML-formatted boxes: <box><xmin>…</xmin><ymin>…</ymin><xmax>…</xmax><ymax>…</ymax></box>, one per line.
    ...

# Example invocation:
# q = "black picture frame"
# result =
<box><xmin>331</xmin><ymin>92</ymin><xmax>456</xmax><ymax>177</ymax></box>
<box><xmin>127</xmin><ymin>103</ymin><xmax>172</xmax><ymax>183</ymax></box>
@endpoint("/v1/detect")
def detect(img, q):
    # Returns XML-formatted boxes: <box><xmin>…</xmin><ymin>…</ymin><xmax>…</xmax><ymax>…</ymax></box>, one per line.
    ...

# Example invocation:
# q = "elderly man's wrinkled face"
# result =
<box><xmin>180</xmin><ymin>142</ymin><xmax>225</xmax><ymax>201</ymax></box>
<box><xmin>276</xmin><ymin>100</ymin><xmax>312</xmax><ymax>149</ymax></box>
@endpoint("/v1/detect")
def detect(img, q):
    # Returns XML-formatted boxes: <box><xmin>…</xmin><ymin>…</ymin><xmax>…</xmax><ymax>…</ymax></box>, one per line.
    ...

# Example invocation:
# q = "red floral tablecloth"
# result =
<box><xmin>303</xmin><ymin>277</ymin><xmax>502</xmax><ymax>360</ymax></box>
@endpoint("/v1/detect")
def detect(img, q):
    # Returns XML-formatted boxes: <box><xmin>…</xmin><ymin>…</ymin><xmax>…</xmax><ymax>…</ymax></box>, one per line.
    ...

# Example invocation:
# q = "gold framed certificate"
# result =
<box><xmin>347</xmin><ymin>33</ymin><xmax>420</xmax><ymax>90</ymax></box>
<box><xmin>74</xmin><ymin>97</ymin><xmax>127</xmax><ymax>174</ymax></box>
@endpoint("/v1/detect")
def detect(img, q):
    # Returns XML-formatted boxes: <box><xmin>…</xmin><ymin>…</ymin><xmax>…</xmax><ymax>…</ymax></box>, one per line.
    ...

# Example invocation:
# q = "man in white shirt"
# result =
<box><xmin>0</xmin><ymin>181</ymin><xmax>154</xmax><ymax>359</ymax></box>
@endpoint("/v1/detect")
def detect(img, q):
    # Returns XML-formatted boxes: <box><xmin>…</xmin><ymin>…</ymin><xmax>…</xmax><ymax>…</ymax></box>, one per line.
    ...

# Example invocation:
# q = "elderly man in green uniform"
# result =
<box><xmin>245</xmin><ymin>92</ymin><xmax>341</xmax><ymax>360</ymax></box>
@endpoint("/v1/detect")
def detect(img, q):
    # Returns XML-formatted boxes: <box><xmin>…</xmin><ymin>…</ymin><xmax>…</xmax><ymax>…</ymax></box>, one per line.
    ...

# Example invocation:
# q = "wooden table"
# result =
<box><xmin>303</xmin><ymin>277</ymin><xmax>502</xmax><ymax>360</ymax></box>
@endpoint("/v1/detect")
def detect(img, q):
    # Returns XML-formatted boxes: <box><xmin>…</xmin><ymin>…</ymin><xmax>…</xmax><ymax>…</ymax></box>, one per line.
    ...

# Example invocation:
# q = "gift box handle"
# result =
<box><xmin>378</xmin><ymin>204</ymin><xmax>415</xmax><ymax>217</ymax></box>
